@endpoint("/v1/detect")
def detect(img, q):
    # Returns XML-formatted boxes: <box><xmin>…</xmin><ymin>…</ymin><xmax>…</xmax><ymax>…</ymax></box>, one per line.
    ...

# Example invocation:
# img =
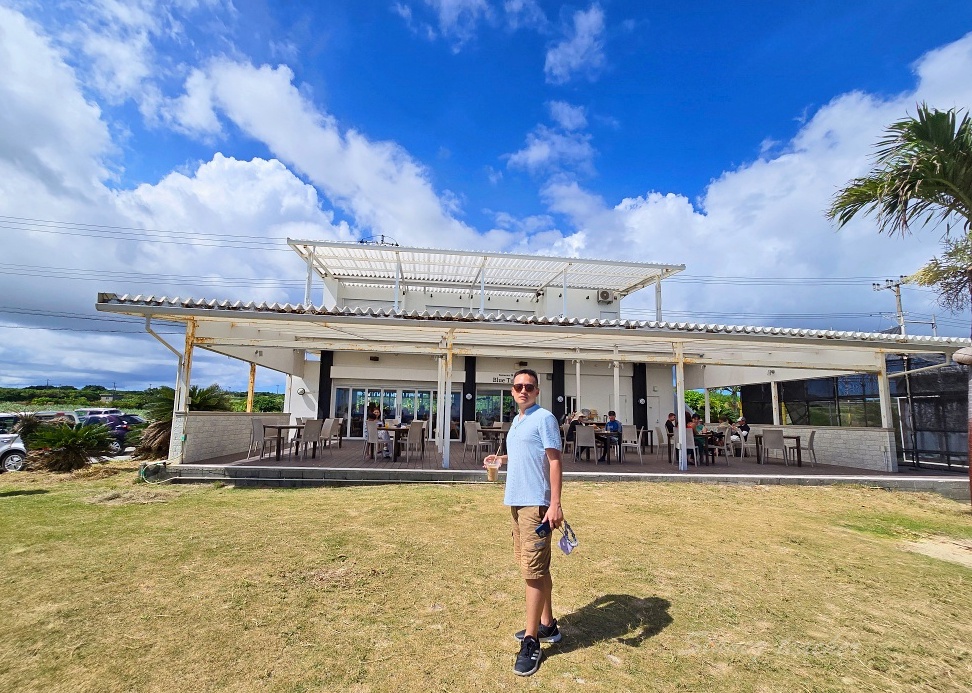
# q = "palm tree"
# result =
<box><xmin>827</xmin><ymin>103</ymin><xmax>972</xmax><ymax>504</ymax></box>
<box><xmin>137</xmin><ymin>384</ymin><xmax>233</xmax><ymax>458</ymax></box>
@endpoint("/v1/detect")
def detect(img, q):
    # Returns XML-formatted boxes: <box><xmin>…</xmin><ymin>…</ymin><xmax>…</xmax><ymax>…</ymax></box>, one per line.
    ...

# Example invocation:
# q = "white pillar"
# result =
<box><xmin>169</xmin><ymin>319</ymin><xmax>195</xmax><ymax>463</ymax></box>
<box><xmin>655</xmin><ymin>276</ymin><xmax>662</xmax><ymax>322</ymax></box>
<box><xmin>436</xmin><ymin>355</ymin><xmax>445</xmax><ymax>457</ymax></box>
<box><xmin>771</xmin><ymin>380</ymin><xmax>780</xmax><ymax>425</ymax></box>
<box><xmin>304</xmin><ymin>254</ymin><xmax>314</xmax><ymax>305</ymax></box>
<box><xmin>575</xmin><ymin>356</ymin><xmax>582</xmax><ymax>412</ymax></box>
<box><xmin>674</xmin><ymin>342</ymin><xmax>688</xmax><ymax>471</ymax></box>
<box><xmin>877</xmin><ymin>361</ymin><xmax>893</xmax><ymax>429</ymax></box>
<box><xmin>704</xmin><ymin>389</ymin><xmax>711</xmax><ymax>424</ymax></box>
<box><xmin>442</xmin><ymin>344</ymin><xmax>454</xmax><ymax>469</ymax></box>
<box><xmin>612</xmin><ymin>357</ymin><xmax>620</xmax><ymax>415</ymax></box>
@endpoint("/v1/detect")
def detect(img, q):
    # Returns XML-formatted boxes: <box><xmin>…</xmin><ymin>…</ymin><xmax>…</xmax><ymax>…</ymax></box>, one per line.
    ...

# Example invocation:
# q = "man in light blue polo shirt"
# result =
<box><xmin>484</xmin><ymin>368</ymin><xmax>564</xmax><ymax>677</ymax></box>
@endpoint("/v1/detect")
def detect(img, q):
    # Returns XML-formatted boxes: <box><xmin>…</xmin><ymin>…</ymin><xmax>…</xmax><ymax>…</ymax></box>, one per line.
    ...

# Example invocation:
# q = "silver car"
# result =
<box><xmin>0</xmin><ymin>432</ymin><xmax>26</xmax><ymax>472</ymax></box>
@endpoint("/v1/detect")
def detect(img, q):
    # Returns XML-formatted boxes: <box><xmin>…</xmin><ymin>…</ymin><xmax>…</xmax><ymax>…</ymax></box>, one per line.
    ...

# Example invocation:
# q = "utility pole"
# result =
<box><xmin>873</xmin><ymin>277</ymin><xmax>906</xmax><ymax>335</ymax></box>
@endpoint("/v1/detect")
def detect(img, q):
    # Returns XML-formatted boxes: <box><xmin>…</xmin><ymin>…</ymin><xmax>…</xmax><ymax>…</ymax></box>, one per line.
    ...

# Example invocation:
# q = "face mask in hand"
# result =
<box><xmin>558</xmin><ymin>521</ymin><xmax>578</xmax><ymax>555</ymax></box>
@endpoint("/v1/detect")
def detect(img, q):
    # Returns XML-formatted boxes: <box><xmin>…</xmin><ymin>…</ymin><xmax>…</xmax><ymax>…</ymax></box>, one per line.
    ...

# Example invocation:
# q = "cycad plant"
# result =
<box><xmin>137</xmin><ymin>384</ymin><xmax>233</xmax><ymax>459</ymax></box>
<box><xmin>30</xmin><ymin>424</ymin><xmax>111</xmax><ymax>472</ymax></box>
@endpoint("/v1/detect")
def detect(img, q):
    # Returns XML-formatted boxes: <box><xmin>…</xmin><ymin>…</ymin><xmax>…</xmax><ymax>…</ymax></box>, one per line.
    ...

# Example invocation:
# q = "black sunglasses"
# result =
<box><xmin>512</xmin><ymin>383</ymin><xmax>537</xmax><ymax>393</ymax></box>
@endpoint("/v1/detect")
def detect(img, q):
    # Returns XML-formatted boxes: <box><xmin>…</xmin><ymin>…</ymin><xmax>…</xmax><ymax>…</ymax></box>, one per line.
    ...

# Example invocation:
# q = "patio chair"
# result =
<box><xmin>404</xmin><ymin>420</ymin><xmax>425</xmax><ymax>462</ymax></box>
<box><xmin>248</xmin><ymin>418</ymin><xmax>276</xmax><ymax>460</ymax></box>
<box><xmin>364</xmin><ymin>419</ymin><xmax>380</xmax><ymax>459</ymax></box>
<box><xmin>620</xmin><ymin>424</ymin><xmax>643</xmax><ymax>464</ymax></box>
<box><xmin>295</xmin><ymin>418</ymin><xmax>324</xmax><ymax>459</ymax></box>
<box><xmin>462</xmin><ymin>421</ymin><xmax>491</xmax><ymax>464</ymax></box>
<box><xmin>760</xmin><ymin>428</ymin><xmax>790</xmax><ymax>466</ymax></box>
<box><xmin>788</xmin><ymin>429</ymin><xmax>816</xmax><ymax>466</ymax></box>
<box><xmin>674</xmin><ymin>437</ymin><xmax>703</xmax><ymax>466</ymax></box>
<box><xmin>326</xmin><ymin>417</ymin><xmax>344</xmax><ymax>449</ymax></box>
<box><xmin>739</xmin><ymin>430</ymin><xmax>757</xmax><ymax>458</ymax></box>
<box><xmin>574</xmin><ymin>425</ymin><xmax>598</xmax><ymax>463</ymax></box>
<box><xmin>561</xmin><ymin>422</ymin><xmax>574</xmax><ymax>455</ymax></box>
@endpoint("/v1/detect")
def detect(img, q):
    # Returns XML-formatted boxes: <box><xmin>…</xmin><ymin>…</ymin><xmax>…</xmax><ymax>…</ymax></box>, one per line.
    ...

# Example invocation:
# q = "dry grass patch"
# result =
<box><xmin>0</xmin><ymin>473</ymin><xmax>970</xmax><ymax>692</ymax></box>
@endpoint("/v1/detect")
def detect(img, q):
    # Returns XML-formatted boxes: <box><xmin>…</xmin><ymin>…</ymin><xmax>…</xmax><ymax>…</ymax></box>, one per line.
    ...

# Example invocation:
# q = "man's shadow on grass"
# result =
<box><xmin>0</xmin><ymin>489</ymin><xmax>49</xmax><ymax>498</ymax></box>
<box><xmin>547</xmin><ymin>594</ymin><xmax>672</xmax><ymax>657</ymax></box>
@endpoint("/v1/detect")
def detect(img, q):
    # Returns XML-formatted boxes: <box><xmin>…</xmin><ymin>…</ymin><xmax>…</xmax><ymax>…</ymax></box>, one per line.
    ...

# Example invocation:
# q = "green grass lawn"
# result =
<box><xmin>2</xmin><ymin>467</ymin><xmax>971</xmax><ymax>692</ymax></box>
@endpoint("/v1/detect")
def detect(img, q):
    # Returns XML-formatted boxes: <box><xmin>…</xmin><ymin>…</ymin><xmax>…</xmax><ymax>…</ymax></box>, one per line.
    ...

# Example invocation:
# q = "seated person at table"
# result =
<box><xmin>664</xmin><ymin>412</ymin><xmax>677</xmax><ymax>436</ymax></box>
<box><xmin>736</xmin><ymin>417</ymin><xmax>750</xmax><ymax>440</ymax></box>
<box><xmin>691</xmin><ymin>414</ymin><xmax>710</xmax><ymax>464</ymax></box>
<box><xmin>598</xmin><ymin>410</ymin><xmax>622</xmax><ymax>462</ymax></box>
<box><xmin>366</xmin><ymin>404</ymin><xmax>391</xmax><ymax>459</ymax></box>
<box><xmin>565</xmin><ymin>412</ymin><xmax>591</xmax><ymax>459</ymax></box>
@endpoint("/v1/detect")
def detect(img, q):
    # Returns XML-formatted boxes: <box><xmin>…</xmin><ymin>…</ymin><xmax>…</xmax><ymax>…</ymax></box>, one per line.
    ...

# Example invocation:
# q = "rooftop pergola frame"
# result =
<box><xmin>97</xmin><ymin>293</ymin><xmax>969</xmax><ymax>470</ymax></box>
<box><xmin>287</xmin><ymin>240</ymin><xmax>686</xmax><ymax>316</ymax></box>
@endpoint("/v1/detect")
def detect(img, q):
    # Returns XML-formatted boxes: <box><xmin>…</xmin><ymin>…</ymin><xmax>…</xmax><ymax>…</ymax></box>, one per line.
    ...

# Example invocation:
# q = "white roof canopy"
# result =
<box><xmin>96</xmin><ymin>294</ymin><xmax>968</xmax><ymax>387</ymax></box>
<box><xmin>287</xmin><ymin>240</ymin><xmax>685</xmax><ymax>296</ymax></box>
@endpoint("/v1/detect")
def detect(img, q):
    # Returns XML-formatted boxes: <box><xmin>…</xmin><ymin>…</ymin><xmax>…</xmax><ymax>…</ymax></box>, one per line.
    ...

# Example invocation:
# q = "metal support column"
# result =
<box><xmin>674</xmin><ymin>342</ymin><xmax>688</xmax><ymax>471</ymax></box>
<box><xmin>246</xmin><ymin>362</ymin><xmax>256</xmax><ymax>413</ymax></box>
<box><xmin>770</xmin><ymin>380</ymin><xmax>780</xmax><ymax>425</ymax></box>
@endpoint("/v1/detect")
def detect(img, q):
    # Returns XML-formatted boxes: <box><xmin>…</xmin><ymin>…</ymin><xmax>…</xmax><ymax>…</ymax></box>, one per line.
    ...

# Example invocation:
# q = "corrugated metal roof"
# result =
<box><xmin>286</xmin><ymin>240</ymin><xmax>685</xmax><ymax>295</ymax></box>
<box><xmin>95</xmin><ymin>293</ymin><xmax>969</xmax><ymax>348</ymax></box>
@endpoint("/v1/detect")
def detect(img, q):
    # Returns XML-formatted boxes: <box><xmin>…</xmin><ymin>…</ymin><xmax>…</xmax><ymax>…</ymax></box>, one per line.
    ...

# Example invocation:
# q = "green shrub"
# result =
<box><xmin>30</xmin><ymin>424</ymin><xmax>111</xmax><ymax>472</ymax></box>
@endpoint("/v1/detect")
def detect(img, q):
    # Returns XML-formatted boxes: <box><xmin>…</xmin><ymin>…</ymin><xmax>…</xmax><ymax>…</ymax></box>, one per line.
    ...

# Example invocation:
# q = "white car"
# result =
<box><xmin>0</xmin><ymin>432</ymin><xmax>26</xmax><ymax>472</ymax></box>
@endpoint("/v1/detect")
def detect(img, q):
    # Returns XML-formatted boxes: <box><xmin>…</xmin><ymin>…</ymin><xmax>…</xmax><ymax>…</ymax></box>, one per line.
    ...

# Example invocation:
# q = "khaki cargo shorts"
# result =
<box><xmin>511</xmin><ymin>505</ymin><xmax>551</xmax><ymax>580</ymax></box>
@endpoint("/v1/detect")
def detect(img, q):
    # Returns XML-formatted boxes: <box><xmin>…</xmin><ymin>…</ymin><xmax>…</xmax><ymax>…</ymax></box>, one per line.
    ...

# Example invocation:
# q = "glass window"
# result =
<box><xmin>350</xmin><ymin>388</ymin><xmax>367</xmax><ymax>438</ymax></box>
<box><xmin>476</xmin><ymin>390</ymin><xmax>501</xmax><ymax>426</ymax></box>
<box><xmin>401</xmin><ymin>391</ymin><xmax>416</xmax><ymax>424</ymax></box>
<box><xmin>808</xmin><ymin>401</ymin><xmax>838</xmax><ymax>426</ymax></box>
<box><xmin>806</xmin><ymin>378</ymin><xmax>836</xmax><ymax>400</ymax></box>
<box><xmin>334</xmin><ymin>388</ymin><xmax>350</xmax><ymax>437</ymax></box>
<box><xmin>382</xmin><ymin>391</ymin><xmax>398</xmax><ymax>421</ymax></box>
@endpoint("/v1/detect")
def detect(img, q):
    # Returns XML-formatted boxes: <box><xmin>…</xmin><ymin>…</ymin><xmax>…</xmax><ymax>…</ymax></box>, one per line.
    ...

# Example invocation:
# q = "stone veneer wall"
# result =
<box><xmin>749</xmin><ymin>425</ymin><xmax>897</xmax><ymax>472</ymax></box>
<box><xmin>169</xmin><ymin>412</ymin><xmax>290</xmax><ymax>464</ymax></box>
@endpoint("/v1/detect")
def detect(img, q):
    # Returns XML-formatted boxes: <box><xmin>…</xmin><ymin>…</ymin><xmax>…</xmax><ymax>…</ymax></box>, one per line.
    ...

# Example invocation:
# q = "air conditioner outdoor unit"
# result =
<box><xmin>596</xmin><ymin>289</ymin><xmax>615</xmax><ymax>304</ymax></box>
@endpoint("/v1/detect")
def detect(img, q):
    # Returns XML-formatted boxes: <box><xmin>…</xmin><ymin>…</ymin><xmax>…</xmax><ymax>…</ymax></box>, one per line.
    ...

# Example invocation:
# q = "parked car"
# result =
<box><xmin>0</xmin><ymin>413</ymin><xmax>18</xmax><ymax>434</ymax></box>
<box><xmin>34</xmin><ymin>410</ymin><xmax>80</xmax><ymax>425</ymax></box>
<box><xmin>74</xmin><ymin>407</ymin><xmax>122</xmax><ymax>423</ymax></box>
<box><xmin>118</xmin><ymin>414</ymin><xmax>146</xmax><ymax>426</ymax></box>
<box><xmin>0</xmin><ymin>431</ymin><xmax>27</xmax><ymax>471</ymax></box>
<box><xmin>81</xmin><ymin>414</ymin><xmax>130</xmax><ymax>455</ymax></box>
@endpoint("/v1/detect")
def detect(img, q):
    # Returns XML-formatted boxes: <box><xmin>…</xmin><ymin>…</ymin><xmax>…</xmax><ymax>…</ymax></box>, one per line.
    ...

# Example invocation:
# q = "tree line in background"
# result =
<box><xmin>0</xmin><ymin>384</ymin><xmax>284</xmax><ymax>413</ymax></box>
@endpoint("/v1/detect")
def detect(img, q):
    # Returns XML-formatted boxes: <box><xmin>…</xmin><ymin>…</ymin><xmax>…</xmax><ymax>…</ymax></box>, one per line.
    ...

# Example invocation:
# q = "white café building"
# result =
<box><xmin>96</xmin><ymin>240</ymin><xmax>967</xmax><ymax>471</ymax></box>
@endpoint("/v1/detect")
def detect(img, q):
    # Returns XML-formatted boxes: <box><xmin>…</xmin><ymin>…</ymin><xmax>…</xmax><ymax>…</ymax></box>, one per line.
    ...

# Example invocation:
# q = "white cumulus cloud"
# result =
<box><xmin>544</xmin><ymin>3</ymin><xmax>606</xmax><ymax>85</ymax></box>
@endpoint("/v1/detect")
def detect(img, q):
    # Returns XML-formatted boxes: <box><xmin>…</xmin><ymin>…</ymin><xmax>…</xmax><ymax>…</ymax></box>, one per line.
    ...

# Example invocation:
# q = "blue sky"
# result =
<box><xmin>2</xmin><ymin>1</ymin><xmax>972</xmax><ymax>391</ymax></box>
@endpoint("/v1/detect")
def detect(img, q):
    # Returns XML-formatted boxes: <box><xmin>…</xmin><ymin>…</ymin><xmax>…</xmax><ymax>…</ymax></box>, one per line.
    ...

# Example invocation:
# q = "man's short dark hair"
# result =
<box><xmin>608</xmin><ymin>410</ymin><xmax>616</xmax><ymax>416</ymax></box>
<box><xmin>513</xmin><ymin>368</ymin><xmax>539</xmax><ymax>385</ymax></box>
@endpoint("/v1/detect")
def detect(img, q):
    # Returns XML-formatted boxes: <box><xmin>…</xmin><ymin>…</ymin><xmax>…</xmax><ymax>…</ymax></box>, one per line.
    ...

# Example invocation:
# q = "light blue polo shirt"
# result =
<box><xmin>503</xmin><ymin>404</ymin><xmax>562</xmax><ymax>507</ymax></box>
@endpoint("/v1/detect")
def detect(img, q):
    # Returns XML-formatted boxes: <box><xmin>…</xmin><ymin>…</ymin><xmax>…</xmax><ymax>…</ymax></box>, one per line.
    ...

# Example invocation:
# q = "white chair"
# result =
<box><xmin>404</xmin><ymin>420</ymin><xmax>425</xmax><ymax>462</ymax></box>
<box><xmin>620</xmin><ymin>424</ymin><xmax>643</xmax><ymax>464</ymax></box>
<box><xmin>761</xmin><ymin>428</ymin><xmax>790</xmax><ymax>466</ymax></box>
<box><xmin>295</xmin><ymin>419</ymin><xmax>324</xmax><ymax>459</ymax></box>
<box><xmin>674</xmin><ymin>438</ymin><xmax>702</xmax><ymax>467</ymax></box>
<box><xmin>364</xmin><ymin>419</ymin><xmax>380</xmax><ymax>459</ymax></box>
<box><xmin>561</xmin><ymin>422</ymin><xmax>574</xmax><ymax>455</ymax></box>
<box><xmin>248</xmin><ymin>418</ymin><xmax>275</xmax><ymax>459</ymax></box>
<box><xmin>326</xmin><ymin>417</ymin><xmax>344</xmax><ymax>450</ymax></box>
<box><xmin>574</xmin><ymin>425</ymin><xmax>598</xmax><ymax>463</ymax></box>
<box><xmin>788</xmin><ymin>429</ymin><xmax>816</xmax><ymax>466</ymax></box>
<box><xmin>462</xmin><ymin>421</ymin><xmax>491</xmax><ymax>464</ymax></box>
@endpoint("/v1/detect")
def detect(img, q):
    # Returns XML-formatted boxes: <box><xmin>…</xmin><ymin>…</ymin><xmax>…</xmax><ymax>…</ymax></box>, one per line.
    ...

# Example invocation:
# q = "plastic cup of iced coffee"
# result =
<box><xmin>485</xmin><ymin>457</ymin><xmax>501</xmax><ymax>481</ymax></box>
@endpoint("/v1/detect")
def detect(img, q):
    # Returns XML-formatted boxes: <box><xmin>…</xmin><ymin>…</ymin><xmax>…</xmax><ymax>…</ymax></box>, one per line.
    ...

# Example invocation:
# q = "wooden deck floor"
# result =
<box><xmin>191</xmin><ymin>439</ymin><xmax>960</xmax><ymax>479</ymax></box>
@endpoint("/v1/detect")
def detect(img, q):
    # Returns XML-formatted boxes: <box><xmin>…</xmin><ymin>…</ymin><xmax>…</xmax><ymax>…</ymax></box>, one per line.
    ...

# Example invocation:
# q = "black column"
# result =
<box><xmin>552</xmin><ymin>359</ymin><xmax>566</xmax><ymax>421</ymax></box>
<box><xmin>317</xmin><ymin>351</ymin><xmax>334</xmax><ymax>420</ymax></box>
<box><xmin>462</xmin><ymin>356</ymin><xmax>477</xmax><ymax>440</ymax></box>
<box><xmin>632</xmin><ymin>363</ymin><xmax>648</xmax><ymax>429</ymax></box>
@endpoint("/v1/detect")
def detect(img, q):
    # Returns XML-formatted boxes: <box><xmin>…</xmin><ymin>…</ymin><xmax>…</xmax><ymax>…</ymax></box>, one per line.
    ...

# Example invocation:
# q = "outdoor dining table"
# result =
<box><xmin>640</xmin><ymin>428</ymin><xmax>654</xmax><ymax>454</ymax></box>
<box><xmin>593</xmin><ymin>427</ymin><xmax>622</xmax><ymax>463</ymax></box>
<box><xmin>480</xmin><ymin>426</ymin><xmax>507</xmax><ymax>454</ymax></box>
<box><xmin>263</xmin><ymin>423</ymin><xmax>304</xmax><ymax>461</ymax></box>
<box><xmin>754</xmin><ymin>432</ymin><xmax>803</xmax><ymax>466</ymax></box>
<box><xmin>378</xmin><ymin>424</ymin><xmax>411</xmax><ymax>461</ymax></box>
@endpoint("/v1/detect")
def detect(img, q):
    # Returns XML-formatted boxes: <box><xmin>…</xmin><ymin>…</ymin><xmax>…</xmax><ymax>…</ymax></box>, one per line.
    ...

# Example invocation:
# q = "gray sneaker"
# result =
<box><xmin>514</xmin><ymin>619</ymin><xmax>561</xmax><ymax>643</ymax></box>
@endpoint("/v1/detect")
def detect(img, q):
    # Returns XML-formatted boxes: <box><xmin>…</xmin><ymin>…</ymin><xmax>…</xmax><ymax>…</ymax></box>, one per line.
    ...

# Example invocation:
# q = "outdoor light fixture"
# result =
<box><xmin>638</xmin><ymin>397</ymin><xmax>646</xmax><ymax>405</ymax></box>
<box><xmin>556</xmin><ymin>395</ymin><xmax>565</xmax><ymax>403</ymax></box>
<box><xmin>465</xmin><ymin>393</ymin><xmax>473</xmax><ymax>400</ymax></box>
<box><xmin>296</xmin><ymin>387</ymin><xmax>306</xmax><ymax>395</ymax></box>
<box><xmin>370</xmin><ymin>356</ymin><xmax>380</xmax><ymax>362</ymax></box>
